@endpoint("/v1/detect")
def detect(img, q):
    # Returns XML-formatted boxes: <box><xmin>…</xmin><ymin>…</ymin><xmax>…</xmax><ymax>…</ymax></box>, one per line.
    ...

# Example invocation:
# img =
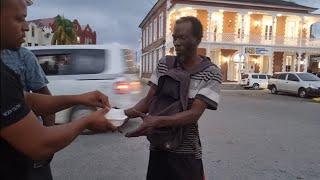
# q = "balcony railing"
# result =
<box><xmin>166</xmin><ymin>32</ymin><xmax>320</xmax><ymax>48</ymax></box>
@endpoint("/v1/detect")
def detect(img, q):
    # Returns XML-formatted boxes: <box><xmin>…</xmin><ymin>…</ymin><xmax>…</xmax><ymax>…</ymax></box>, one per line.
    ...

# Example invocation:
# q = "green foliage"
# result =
<box><xmin>51</xmin><ymin>15</ymin><xmax>77</xmax><ymax>45</ymax></box>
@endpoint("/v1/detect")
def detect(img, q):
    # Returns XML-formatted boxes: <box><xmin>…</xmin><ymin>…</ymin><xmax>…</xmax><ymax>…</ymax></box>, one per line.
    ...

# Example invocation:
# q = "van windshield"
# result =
<box><xmin>296</xmin><ymin>73</ymin><xmax>320</xmax><ymax>81</ymax></box>
<box><xmin>32</xmin><ymin>49</ymin><xmax>107</xmax><ymax>75</ymax></box>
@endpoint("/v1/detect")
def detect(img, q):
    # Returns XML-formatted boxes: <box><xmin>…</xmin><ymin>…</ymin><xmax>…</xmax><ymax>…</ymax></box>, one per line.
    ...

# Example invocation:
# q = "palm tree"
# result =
<box><xmin>51</xmin><ymin>15</ymin><xmax>77</xmax><ymax>45</ymax></box>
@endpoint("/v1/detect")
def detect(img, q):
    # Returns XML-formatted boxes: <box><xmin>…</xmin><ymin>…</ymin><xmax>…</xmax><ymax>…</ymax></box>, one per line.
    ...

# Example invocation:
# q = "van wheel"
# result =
<box><xmin>252</xmin><ymin>83</ymin><xmax>260</xmax><ymax>90</ymax></box>
<box><xmin>298</xmin><ymin>88</ymin><xmax>307</xmax><ymax>98</ymax></box>
<box><xmin>271</xmin><ymin>85</ymin><xmax>278</xmax><ymax>94</ymax></box>
<box><xmin>69</xmin><ymin>105</ymin><xmax>96</xmax><ymax>135</ymax></box>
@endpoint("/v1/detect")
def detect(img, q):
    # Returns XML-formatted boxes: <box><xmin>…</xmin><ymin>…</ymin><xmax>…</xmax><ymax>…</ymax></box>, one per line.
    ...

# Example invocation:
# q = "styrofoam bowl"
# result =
<box><xmin>105</xmin><ymin>108</ymin><xmax>128</xmax><ymax>127</ymax></box>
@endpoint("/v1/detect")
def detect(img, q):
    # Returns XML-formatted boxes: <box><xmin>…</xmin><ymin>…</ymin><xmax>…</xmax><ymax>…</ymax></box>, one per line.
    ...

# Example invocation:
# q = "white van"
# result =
<box><xmin>28</xmin><ymin>45</ymin><xmax>142</xmax><ymax>124</ymax></box>
<box><xmin>240</xmin><ymin>73</ymin><xmax>271</xmax><ymax>90</ymax></box>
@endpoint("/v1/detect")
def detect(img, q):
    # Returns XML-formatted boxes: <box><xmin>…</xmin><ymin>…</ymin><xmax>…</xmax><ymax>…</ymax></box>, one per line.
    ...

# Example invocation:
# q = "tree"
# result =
<box><xmin>51</xmin><ymin>15</ymin><xmax>77</xmax><ymax>45</ymax></box>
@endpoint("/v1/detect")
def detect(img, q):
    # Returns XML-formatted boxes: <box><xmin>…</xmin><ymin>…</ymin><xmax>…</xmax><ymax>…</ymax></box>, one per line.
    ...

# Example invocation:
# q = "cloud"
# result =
<box><xmin>27</xmin><ymin>0</ymin><xmax>157</xmax><ymax>49</ymax></box>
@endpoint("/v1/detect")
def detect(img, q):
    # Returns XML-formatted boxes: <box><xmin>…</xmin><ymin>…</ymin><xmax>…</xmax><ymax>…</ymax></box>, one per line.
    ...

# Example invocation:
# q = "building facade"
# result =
<box><xmin>23</xmin><ymin>17</ymin><xmax>97</xmax><ymax>47</ymax></box>
<box><xmin>23</xmin><ymin>19</ymin><xmax>54</xmax><ymax>47</ymax></box>
<box><xmin>140</xmin><ymin>0</ymin><xmax>320</xmax><ymax>81</ymax></box>
<box><xmin>140</xmin><ymin>0</ymin><xmax>167</xmax><ymax>78</ymax></box>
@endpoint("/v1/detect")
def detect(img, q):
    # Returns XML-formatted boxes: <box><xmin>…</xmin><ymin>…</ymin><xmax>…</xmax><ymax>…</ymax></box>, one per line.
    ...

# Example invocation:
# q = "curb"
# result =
<box><xmin>312</xmin><ymin>97</ymin><xmax>320</xmax><ymax>103</ymax></box>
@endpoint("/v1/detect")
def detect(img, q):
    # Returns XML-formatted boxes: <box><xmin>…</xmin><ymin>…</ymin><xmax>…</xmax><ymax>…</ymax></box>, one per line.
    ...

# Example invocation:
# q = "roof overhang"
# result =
<box><xmin>188</xmin><ymin>0</ymin><xmax>318</xmax><ymax>13</ymax></box>
<box><xmin>139</xmin><ymin>0</ymin><xmax>166</xmax><ymax>28</ymax></box>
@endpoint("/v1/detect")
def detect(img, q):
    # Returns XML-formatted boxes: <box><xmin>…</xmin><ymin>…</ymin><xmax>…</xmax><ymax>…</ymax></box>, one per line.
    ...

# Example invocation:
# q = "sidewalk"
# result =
<box><xmin>140</xmin><ymin>78</ymin><xmax>244</xmax><ymax>90</ymax></box>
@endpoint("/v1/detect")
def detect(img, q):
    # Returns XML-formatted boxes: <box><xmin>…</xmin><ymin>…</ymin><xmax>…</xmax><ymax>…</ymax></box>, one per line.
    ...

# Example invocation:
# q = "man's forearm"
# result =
<box><xmin>125</xmin><ymin>85</ymin><xmax>157</xmax><ymax>118</ymax></box>
<box><xmin>25</xmin><ymin>92</ymin><xmax>81</xmax><ymax>117</ymax></box>
<box><xmin>33</xmin><ymin>86</ymin><xmax>56</xmax><ymax>126</ymax></box>
<box><xmin>38</xmin><ymin>117</ymin><xmax>90</xmax><ymax>159</ymax></box>
<box><xmin>125</xmin><ymin>97</ymin><xmax>150</xmax><ymax>118</ymax></box>
<box><xmin>1</xmin><ymin>111</ymin><xmax>91</xmax><ymax>161</ymax></box>
<box><xmin>155</xmin><ymin>109</ymin><xmax>204</xmax><ymax>128</ymax></box>
<box><xmin>155</xmin><ymin>99</ymin><xmax>207</xmax><ymax>128</ymax></box>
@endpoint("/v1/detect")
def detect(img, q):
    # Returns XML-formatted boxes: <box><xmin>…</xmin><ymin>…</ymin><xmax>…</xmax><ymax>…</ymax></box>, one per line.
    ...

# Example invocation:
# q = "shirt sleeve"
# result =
<box><xmin>149</xmin><ymin>57</ymin><xmax>167</xmax><ymax>87</ymax></box>
<box><xmin>195</xmin><ymin>66</ymin><xmax>222</xmax><ymax>110</ymax></box>
<box><xmin>21</xmin><ymin>48</ymin><xmax>49</xmax><ymax>91</ymax></box>
<box><xmin>1</xmin><ymin>65</ymin><xmax>30</xmax><ymax>128</ymax></box>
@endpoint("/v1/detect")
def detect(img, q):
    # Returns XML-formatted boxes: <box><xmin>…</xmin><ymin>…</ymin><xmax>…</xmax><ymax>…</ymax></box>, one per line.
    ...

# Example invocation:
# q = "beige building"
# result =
<box><xmin>22</xmin><ymin>20</ymin><xmax>53</xmax><ymax>47</ymax></box>
<box><xmin>140</xmin><ymin>0</ymin><xmax>320</xmax><ymax>81</ymax></box>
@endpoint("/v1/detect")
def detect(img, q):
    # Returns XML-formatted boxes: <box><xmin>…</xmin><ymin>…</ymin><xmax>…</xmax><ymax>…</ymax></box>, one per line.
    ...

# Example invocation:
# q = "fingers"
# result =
<box><xmin>101</xmin><ymin>107</ymin><xmax>110</xmax><ymax>114</ymax></box>
<box><xmin>97</xmin><ymin>91</ymin><xmax>110</xmax><ymax>108</ymax></box>
<box><xmin>132</xmin><ymin>109</ymin><xmax>147</xmax><ymax>119</ymax></box>
<box><xmin>125</xmin><ymin>125</ymin><xmax>147</xmax><ymax>137</ymax></box>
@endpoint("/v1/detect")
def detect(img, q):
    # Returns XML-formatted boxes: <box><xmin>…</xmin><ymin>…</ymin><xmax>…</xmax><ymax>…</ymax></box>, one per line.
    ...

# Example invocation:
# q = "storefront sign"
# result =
<box><xmin>245</xmin><ymin>47</ymin><xmax>269</xmax><ymax>55</ymax></box>
<box><xmin>310</xmin><ymin>55</ymin><xmax>320</xmax><ymax>62</ymax></box>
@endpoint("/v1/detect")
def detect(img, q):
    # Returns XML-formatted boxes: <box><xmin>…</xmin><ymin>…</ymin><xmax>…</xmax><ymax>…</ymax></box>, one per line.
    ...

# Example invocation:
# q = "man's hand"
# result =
<box><xmin>86</xmin><ymin>108</ymin><xmax>117</xmax><ymax>132</ymax></box>
<box><xmin>125</xmin><ymin>115</ymin><xmax>159</xmax><ymax>137</ymax></box>
<box><xmin>78</xmin><ymin>91</ymin><xmax>110</xmax><ymax>108</ymax></box>
<box><xmin>124</xmin><ymin>108</ymin><xmax>146</xmax><ymax>119</ymax></box>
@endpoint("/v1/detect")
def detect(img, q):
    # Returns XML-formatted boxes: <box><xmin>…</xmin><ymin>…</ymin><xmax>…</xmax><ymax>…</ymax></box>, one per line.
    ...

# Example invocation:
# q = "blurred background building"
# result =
<box><xmin>139</xmin><ymin>0</ymin><xmax>320</xmax><ymax>81</ymax></box>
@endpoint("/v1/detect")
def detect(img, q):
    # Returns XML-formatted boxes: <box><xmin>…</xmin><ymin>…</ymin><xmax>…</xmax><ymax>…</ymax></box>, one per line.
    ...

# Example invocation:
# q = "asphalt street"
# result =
<box><xmin>51</xmin><ymin>90</ymin><xmax>320</xmax><ymax>180</ymax></box>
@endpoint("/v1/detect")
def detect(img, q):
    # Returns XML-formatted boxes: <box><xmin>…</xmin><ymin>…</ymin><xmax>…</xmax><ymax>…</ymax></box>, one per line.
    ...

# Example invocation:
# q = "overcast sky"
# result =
<box><xmin>27</xmin><ymin>0</ymin><xmax>319</xmax><ymax>49</ymax></box>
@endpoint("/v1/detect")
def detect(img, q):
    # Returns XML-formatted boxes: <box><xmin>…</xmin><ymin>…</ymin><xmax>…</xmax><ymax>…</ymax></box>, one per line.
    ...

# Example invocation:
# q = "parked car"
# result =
<box><xmin>240</xmin><ymin>73</ymin><xmax>271</xmax><ymax>90</ymax></box>
<box><xmin>28</xmin><ymin>45</ymin><xmax>142</xmax><ymax>124</ymax></box>
<box><xmin>313</xmin><ymin>72</ymin><xmax>320</xmax><ymax>78</ymax></box>
<box><xmin>268</xmin><ymin>72</ymin><xmax>320</xmax><ymax>98</ymax></box>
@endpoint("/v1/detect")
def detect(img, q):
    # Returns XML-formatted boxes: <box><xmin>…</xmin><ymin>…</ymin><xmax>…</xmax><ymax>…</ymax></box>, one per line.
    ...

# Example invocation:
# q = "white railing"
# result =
<box><xmin>165</xmin><ymin>32</ymin><xmax>320</xmax><ymax>48</ymax></box>
<box><xmin>202</xmin><ymin>32</ymin><xmax>320</xmax><ymax>48</ymax></box>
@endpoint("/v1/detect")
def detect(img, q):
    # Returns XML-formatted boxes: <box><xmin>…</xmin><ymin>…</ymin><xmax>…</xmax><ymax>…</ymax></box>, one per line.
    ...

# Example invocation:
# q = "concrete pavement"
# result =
<box><xmin>51</xmin><ymin>90</ymin><xmax>320</xmax><ymax>180</ymax></box>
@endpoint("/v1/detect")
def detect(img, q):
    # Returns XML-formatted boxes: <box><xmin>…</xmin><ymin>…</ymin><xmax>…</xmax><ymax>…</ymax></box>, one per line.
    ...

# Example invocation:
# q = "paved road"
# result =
<box><xmin>51</xmin><ymin>90</ymin><xmax>320</xmax><ymax>180</ymax></box>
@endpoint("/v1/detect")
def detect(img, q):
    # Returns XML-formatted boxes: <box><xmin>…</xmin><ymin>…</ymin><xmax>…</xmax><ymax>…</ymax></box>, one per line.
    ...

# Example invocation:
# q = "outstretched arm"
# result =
<box><xmin>25</xmin><ymin>91</ymin><xmax>110</xmax><ymax>117</ymax></box>
<box><xmin>1</xmin><ymin>108</ymin><xmax>115</xmax><ymax>161</ymax></box>
<box><xmin>124</xmin><ymin>84</ymin><xmax>157</xmax><ymax>118</ymax></box>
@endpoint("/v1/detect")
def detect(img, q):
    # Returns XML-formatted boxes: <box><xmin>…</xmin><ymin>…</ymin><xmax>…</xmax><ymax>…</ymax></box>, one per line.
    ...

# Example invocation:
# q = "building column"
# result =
<box><xmin>272</xmin><ymin>15</ymin><xmax>277</xmax><ymax>45</ymax></box>
<box><xmin>268</xmin><ymin>51</ymin><xmax>274</xmax><ymax>74</ymax></box>
<box><xmin>206</xmin><ymin>45</ymin><xmax>211</xmax><ymax>59</ymax></box>
<box><xmin>299</xmin><ymin>16</ymin><xmax>305</xmax><ymax>46</ymax></box>
<box><xmin>304</xmin><ymin>53</ymin><xmax>310</xmax><ymax>72</ymax></box>
<box><xmin>207</xmin><ymin>10</ymin><xmax>213</xmax><ymax>42</ymax></box>
<box><xmin>239</xmin><ymin>13</ymin><xmax>245</xmax><ymax>41</ymax></box>
<box><xmin>282</xmin><ymin>52</ymin><xmax>286</xmax><ymax>72</ymax></box>
<box><xmin>245</xmin><ymin>53</ymin><xmax>249</xmax><ymax>73</ymax></box>
<box><xmin>297</xmin><ymin>52</ymin><xmax>302</xmax><ymax>72</ymax></box>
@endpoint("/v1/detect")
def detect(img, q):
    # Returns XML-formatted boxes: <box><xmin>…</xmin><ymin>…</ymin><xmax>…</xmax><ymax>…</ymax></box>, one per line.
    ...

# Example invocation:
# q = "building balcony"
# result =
<box><xmin>166</xmin><ymin>32</ymin><xmax>320</xmax><ymax>48</ymax></box>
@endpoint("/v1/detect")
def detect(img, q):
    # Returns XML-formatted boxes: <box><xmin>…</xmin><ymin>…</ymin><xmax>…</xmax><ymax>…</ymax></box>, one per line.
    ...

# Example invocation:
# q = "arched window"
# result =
<box><xmin>310</xmin><ymin>22</ymin><xmax>320</xmax><ymax>39</ymax></box>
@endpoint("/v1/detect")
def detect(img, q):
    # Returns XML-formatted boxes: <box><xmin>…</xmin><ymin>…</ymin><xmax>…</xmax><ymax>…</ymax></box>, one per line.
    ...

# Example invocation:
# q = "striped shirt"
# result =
<box><xmin>149</xmin><ymin>56</ymin><xmax>222</xmax><ymax>159</ymax></box>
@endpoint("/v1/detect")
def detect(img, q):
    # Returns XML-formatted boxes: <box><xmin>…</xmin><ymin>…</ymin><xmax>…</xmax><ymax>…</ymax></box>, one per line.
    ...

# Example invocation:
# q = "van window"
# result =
<box><xmin>258</xmin><ymin>75</ymin><xmax>267</xmax><ymax>79</ymax></box>
<box><xmin>32</xmin><ymin>49</ymin><xmax>107</xmax><ymax>75</ymax></box>
<box><xmin>287</xmin><ymin>74</ymin><xmax>299</xmax><ymax>82</ymax></box>
<box><xmin>278</xmin><ymin>74</ymin><xmax>287</xmax><ymax>80</ymax></box>
<box><xmin>252</xmin><ymin>75</ymin><xmax>258</xmax><ymax>79</ymax></box>
<box><xmin>272</xmin><ymin>74</ymin><xmax>279</xmax><ymax>79</ymax></box>
<box><xmin>267</xmin><ymin>75</ymin><xmax>272</xmax><ymax>79</ymax></box>
<box><xmin>241</xmin><ymin>74</ymin><xmax>248</xmax><ymax>79</ymax></box>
